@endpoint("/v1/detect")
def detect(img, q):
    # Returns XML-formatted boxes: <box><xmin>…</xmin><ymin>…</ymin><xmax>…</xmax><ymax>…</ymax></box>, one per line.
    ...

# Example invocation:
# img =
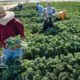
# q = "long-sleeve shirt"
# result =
<box><xmin>0</xmin><ymin>18</ymin><xmax>24</xmax><ymax>47</ymax></box>
<box><xmin>45</xmin><ymin>7</ymin><xmax>56</xmax><ymax>16</ymax></box>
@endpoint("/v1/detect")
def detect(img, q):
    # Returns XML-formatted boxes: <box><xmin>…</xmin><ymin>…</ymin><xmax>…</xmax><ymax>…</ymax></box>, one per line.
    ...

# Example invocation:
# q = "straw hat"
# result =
<box><xmin>0</xmin><ymin>6</ymin><xmax>14</xmax><ymax>25</ymax></box>
<box><xmin>0</xmin><ymin>6</ymin><xmax>6</xmax><ymax>18</ymax></box>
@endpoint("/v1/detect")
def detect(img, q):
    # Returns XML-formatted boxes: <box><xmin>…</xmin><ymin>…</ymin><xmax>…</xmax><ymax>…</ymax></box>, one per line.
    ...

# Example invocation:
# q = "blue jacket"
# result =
<box><xmin>37</xmin><ymin>5</ymin><xmax>44</xmax><ymax>13</ymax></box>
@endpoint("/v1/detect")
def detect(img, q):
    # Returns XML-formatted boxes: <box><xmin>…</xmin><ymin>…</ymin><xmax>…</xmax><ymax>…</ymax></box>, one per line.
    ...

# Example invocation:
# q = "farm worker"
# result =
<box><xmin>36</xmin><ymin>3</ymin><xmax>44</xmax><ymax>16</ymax></box>
<box><xmin>43</xmin><ymin>16</ymin><xmax>54</xmax><ymax>32</ymax></box>
<box><xmin>44</xmin><ymin>3</ymin><xmax>57</xmax><ymax>17</ymax></box>
<box><xmin>17</xmin><ymin>3</ymin><xmax>23</xmax><ymax>10</ymax></box>
<box><xmin>36</xmin><ymin>2</ymin><xmax>40</xmax><ymax>11</ymax></box>
<box><xmin>56</xmin><ymin>10</ymin><xmax>67</xmax><ymax>20</ymax></box>
<box><xmin>52</xmin><ymin>9</ymin><xmax>67</xmax><ymax>21</ymax></box>
<box><xmin>0</xmin><ymin>6</ymin><xmax>25</xmax><ymax>65</ymax></box>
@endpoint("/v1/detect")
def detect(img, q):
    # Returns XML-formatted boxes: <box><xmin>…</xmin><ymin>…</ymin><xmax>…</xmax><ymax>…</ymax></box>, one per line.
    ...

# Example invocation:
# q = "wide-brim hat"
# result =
<box><xmin>0</xmin><ymin>6</ymin><xmax>6</xmax><ymax>18</ymax></box>
<box><xmin>0</xmin><ymin>6</ymin><xmax>14</xmax><ymax>25</ymax></box>
<box><xmin>0</xmin><ymin>6</ymin><xmax>14</xmax><ymax>18</ymax></box>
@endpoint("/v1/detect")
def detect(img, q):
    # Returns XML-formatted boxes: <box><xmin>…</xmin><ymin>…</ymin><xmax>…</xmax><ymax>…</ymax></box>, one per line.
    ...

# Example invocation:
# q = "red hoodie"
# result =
<box><xmin>0</xmin><ymin>18</ymin><xmax>24</xmax><ymax>47</ymax></box>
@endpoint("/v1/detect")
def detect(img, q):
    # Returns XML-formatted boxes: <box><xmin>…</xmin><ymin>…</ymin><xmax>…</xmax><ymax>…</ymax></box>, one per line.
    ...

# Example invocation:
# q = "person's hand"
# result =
<box><xmin>4</xmin><ymin>43</ymin><xmax>8</xmax><ymax>48</ymax></box>
<box><xmin>21</xmin><ymin>36</ymin><xmax>25</xmax><ymax>40</ymax></box>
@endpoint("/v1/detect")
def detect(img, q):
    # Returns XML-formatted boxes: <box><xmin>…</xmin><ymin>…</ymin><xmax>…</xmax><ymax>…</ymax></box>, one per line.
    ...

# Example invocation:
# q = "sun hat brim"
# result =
<box><xmin>0</xmin><ymin>10</ymin><xmax>14</xmax><ymax>25</ymax></box>
<box><xmin>0</xmin><ymin>11</ymin><xmax>14</xmax><ymax>19</ymax></box>
<box><xmin>0</xmin><ymin>6</ymin><xmax>6</xmax><ymax>17</ymax></box>
<box><xmin>0</xmin><ymin>11</ymin><xmax>6</xmax><ymax>18</ymax></box>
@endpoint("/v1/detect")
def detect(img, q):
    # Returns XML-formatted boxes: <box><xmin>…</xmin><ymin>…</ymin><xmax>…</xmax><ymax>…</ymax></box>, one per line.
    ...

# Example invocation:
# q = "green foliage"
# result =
<box><xmin>30</xmin><ymin>23</ymin><xmax>43</xmax><ymax>34</ymax></box>
<box><xmin>15</xmin><ymin>2</ymin><xmax>80</xmax><ymax>59</ymax></box>
<box><xmin>23</xmin><ymin>33</ymin><xmax>80</xmax><ymax>59</ymax></box>
<box><xmin>22</xmin><ymin>53</ymin><xmax>80</xmax><ymax>80</ymax></box>
<box><xmin>1</xmin><ymin>2</ymin><xmax>80</xmax><ymax>80</ymax></box>
<box><xmin>0</xmin><ymin>60</ymin><xmax>26</xmax><ymax>80</ymax></box>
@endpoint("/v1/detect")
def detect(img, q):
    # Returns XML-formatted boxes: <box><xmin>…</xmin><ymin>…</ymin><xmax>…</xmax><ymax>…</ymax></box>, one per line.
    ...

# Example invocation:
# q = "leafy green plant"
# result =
<box><xmin>1</xmin><ymin>2</ymin><xmax>80</xmax><ymax>80</ymax></box>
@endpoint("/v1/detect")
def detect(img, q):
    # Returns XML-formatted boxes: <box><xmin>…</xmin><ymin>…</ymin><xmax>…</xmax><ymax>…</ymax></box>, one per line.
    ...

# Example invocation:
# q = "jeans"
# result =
<box><xmin>2</xmin><ymin>48</ymin><xmax>23</xmax><ymax>65</ymax></box>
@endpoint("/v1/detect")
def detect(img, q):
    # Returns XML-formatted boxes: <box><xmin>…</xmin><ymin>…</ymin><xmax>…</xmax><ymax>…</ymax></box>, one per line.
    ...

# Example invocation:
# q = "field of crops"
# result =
<box><xmin>1</xmin><ymin>2</ymin><xmax>80</xmax><ymax>80</ymax></box>
<box><xmin>0</xmin><ymin>2</ymin><xmax>17</xmax><ymax>5</ymax></box>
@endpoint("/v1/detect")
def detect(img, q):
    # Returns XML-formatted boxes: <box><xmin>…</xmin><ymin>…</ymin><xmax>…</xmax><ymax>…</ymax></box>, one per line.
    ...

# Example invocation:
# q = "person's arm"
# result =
<box><xmin>52</xmin><ymin>7</ymin><xmax>57</xmax><ymax>14</ymax></box>
<box><xmin>43</xmin><ymin>8</ymin><xmax>46</xmax><ymax>16</ymax></box>
<box><xmin>52</xmin><ymin>7</ymin><xmax>57</xmax><ymax>17</ymax></box>
<box><xmin>14</xmin><ymin>18</ymin><xmax>25</xmax><ymax>40</ymax></box>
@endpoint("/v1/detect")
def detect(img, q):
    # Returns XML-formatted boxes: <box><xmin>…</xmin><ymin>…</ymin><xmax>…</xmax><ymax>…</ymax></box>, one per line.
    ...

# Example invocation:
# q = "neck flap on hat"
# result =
<box><xmin>0</xmin><ymin>11</ymin><xmax>14</xmax><ymax>26</ymax></box>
